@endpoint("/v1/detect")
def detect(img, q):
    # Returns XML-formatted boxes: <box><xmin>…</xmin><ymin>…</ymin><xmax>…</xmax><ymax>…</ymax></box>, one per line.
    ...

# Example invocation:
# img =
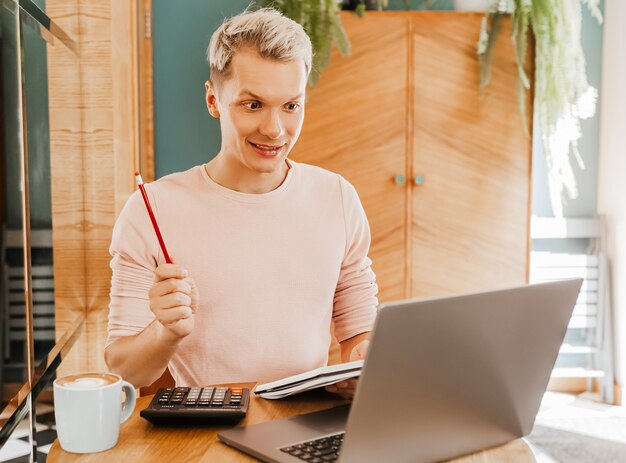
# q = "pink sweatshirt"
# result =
<box><xmin>107</xmin><ymin>160</ymin><xmax>378</xmax><ymax>386</ymax></box>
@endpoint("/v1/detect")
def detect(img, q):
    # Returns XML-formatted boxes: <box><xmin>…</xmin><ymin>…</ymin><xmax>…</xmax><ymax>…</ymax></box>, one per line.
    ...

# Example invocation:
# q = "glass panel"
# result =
<box><xmin>0</xmin><ymin>0</ymin><xmax>82</xmax><ymax>457</ymax></box>
<box><xmin>0</xmin><ymin>0</ymin><xmax>28</xmax><ymax>408</ymax></box>
<box><xmin>20</xmin><ymin>0</ymin><xmax>57</xmax><ymax>375</ymax></box>
<box><xmin>0</xmin><ymin>313</ymin><xmax>84</xmax><ymax>450</ymax></box>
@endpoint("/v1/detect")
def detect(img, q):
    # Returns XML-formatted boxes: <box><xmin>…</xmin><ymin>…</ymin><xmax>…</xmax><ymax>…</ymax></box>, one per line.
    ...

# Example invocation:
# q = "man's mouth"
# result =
<box><xmin>248</xmin><ymin>141</ymin><xmax>285</xmax><ymax>157</ymax></box>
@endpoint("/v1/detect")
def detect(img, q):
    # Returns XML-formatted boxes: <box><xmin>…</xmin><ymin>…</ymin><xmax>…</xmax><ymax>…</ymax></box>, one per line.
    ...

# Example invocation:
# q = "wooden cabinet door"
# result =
<box><xmin>291</xmin><ymin>13</ymin><xmax>409</xmax><ymax>303</ymax></box>
<box><xmin>411</xmin><ymin>13</ymin><xmax>531</xmax><ymax>298</ymax></box>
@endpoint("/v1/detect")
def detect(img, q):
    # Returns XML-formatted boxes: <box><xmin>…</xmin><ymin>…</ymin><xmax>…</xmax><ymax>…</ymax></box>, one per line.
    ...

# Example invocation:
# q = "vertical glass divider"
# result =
<box><xmin>16</xmin><ymin>5</ymin><xmax>37</xmax><ymax>461</ymax></box>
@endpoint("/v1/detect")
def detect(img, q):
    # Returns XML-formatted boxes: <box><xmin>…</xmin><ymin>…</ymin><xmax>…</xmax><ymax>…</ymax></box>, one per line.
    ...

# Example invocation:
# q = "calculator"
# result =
<box><xmin>140</xmin><ymin>386</ymin><xmax>250</xmax><ymax>425</ymax></box>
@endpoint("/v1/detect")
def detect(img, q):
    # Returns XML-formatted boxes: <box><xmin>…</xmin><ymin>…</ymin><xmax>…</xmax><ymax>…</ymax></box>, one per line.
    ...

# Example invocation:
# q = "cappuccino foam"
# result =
<box><xmin>56</xmin><ymin>373</ymin><xmax>119</xmax><ymax>390</ymax></box>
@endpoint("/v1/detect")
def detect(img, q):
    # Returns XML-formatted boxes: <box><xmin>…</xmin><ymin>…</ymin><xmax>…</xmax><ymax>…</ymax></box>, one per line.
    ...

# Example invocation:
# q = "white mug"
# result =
<box><xmin>53</xmin><ymin>372</ymin><xmax>136</xmax><ymax>453</ymax></box>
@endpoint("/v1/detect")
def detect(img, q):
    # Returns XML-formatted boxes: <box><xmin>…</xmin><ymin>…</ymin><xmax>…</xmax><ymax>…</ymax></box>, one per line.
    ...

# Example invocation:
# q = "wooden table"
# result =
<box><xmin>48</xmin><ymin>384</ymin><xmax>536</xmax><ymax>462</ymax></box>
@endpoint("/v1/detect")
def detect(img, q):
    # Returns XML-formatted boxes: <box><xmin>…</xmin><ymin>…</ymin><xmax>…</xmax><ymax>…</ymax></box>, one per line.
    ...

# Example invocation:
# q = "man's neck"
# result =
<box><xmin>204</xmin><ymin>154</ymin><xmax>290</xmax><ymax>194</ymax></box>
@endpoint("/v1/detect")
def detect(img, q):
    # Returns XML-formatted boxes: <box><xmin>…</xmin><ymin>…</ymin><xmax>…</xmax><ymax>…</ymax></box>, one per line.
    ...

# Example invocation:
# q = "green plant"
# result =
<box><xmin>262</xmin><ymin>0</ymin><xmax>350</xmax><ymax>86</ymax></box>
<box><xmin>478</xmin><ymin>0</ymin><xmax>603</xmax><ymax>216</ymax></box>
<box><xmin>262</xmin><ymin>1</ymin><xmax>386</xmax><ymax>86</ymax></box>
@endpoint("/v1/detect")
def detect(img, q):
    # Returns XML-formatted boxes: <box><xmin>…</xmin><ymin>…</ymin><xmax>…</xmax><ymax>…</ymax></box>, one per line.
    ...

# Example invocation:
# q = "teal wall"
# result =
<box><xmin>2</xmin><ymin>0</ymin><xmax>52</xmax><ymax>230</ymax></box>
<box><xmin>152</xmin><ymin>0</ymin><xmax>250</xmax><ymax>178</ymax></box>
<box><xmin>1</xmin><ymin>5</ymin><xmax>23</xmax><ymax>230</ymax></box>
<box><xmin>23</xmin><ymin>0</ymin><xmax>52</xmax><ymax>229</ymax></box>
<box><xmin>531</xmin><ymin>1</ymin><xmax>604</xmax><ymax>218</ymax></box>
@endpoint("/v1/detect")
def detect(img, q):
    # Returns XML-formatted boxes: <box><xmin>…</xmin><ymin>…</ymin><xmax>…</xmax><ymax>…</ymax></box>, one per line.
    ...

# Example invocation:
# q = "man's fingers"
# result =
<box><xmin>326</xmin><ymin>379</ymin><xmax>357</xmax><ymax>395</ymax></box>
<box><xmin>154</xmin><ymin>262</ymin><xmax>188</xmax><ymax>282</ymax></box>
<box><xmin>149</xmin><ymin>278</ymin><xmax>192</xmax><ymax>299</ymax></box>
<box><xmin>186</xmin><ymin>276</ymin><xmax>200</xmax><ymax>313</ymax></box>
<box><xmin>150</xmin><ymin>292</ymin><xmax>192</xmax><ymax>312</ymax></box>
<box><xmin>155</xmin><ymin>306</ymin><xmax>193</xmax><ymax>325</ymax></box>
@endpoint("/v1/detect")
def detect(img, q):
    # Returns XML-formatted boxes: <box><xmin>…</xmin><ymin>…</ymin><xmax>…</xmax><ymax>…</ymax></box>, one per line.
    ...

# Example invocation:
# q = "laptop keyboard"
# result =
<box><xmin>280</xmin><ymin>432</ymin><xmax>344</xmax><ymax>462</ymax></box>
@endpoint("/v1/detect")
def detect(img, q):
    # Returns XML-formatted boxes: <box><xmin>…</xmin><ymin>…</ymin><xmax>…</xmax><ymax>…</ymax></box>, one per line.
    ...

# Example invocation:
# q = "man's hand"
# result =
<box><xmin>148</xmin><ymin>259</ymin><xmax>199</xmax><ymax>341</ymax></box>
<box><xmin>325</xmin><ymin>339</ymin><xmax>370</xmax><ymax>400</ymax></box>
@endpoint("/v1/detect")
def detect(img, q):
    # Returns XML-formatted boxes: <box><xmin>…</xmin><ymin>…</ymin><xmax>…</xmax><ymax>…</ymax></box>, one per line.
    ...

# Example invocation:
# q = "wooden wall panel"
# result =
<box><xmin>48</xmin><ymin>0</ymin><xmax>137</xmax><ymax>374</ymax></box>
<box><xmin>111</xmin><ymin>0</ymin><xmax>140</xmax><ymax>219</ymax></box>
<box><xmin>138</xmin><ymin>0</ymin><xmax>155</xmax><ymax>182</ymax></box>
<box><xmin>411</xmin><ymin>13</ymin><xmax>532</xmax><ymax>298</ymax></box>
<box><xmin>291</xmin><ymin>13</ymin><xmax>409</xmax><ymax>304</ymax></box>
<box><xmin>46</xmin><ymin>0</ymin><xmax>86</xmax><ymax>376</ymax></box>
<box><xmin>81</xmin><ymin>1</ymin><xmax>115</xmax><ymax>374</ymax></box>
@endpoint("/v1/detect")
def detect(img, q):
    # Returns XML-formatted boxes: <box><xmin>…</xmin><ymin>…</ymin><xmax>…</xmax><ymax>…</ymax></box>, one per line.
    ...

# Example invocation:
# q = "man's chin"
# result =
<box><xmin>248</xmin><ymin>156</ymin><xmax>288</xmax><ymax>174</ymax></box>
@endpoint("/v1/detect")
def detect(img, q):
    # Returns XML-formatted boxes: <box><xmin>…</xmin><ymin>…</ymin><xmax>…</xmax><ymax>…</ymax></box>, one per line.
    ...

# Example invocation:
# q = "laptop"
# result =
<box><xmin>219</xmin><ymin>279</ymin><xmax>582</xmax><ymax>463</ymax></box>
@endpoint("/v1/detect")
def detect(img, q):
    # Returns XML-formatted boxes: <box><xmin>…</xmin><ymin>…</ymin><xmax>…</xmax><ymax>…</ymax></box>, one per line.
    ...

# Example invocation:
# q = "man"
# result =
<box><xmin>104</xmin><ymin>8</ymin><xmax>377</xmax><ymax>400</ymax></box>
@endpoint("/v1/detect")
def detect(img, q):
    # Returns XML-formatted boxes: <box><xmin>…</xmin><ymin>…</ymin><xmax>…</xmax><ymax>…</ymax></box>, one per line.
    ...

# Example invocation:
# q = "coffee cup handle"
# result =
<box><xmin>120</xmin><ymin>381</ymin><xmax>137</xmax><ymax>424</ymax></box>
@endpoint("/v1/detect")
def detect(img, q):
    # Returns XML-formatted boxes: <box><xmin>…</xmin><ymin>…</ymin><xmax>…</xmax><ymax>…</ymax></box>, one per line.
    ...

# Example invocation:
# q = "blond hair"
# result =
<box><xmin>207</xmin><ymin>8</ymin><xmax>312</xmax><ymax>87</ymax></box>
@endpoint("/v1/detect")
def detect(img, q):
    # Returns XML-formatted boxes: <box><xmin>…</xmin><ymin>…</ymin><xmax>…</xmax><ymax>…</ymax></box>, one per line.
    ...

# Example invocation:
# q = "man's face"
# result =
<box><xmin>206</xmin><ymin>47</ymin><xmax>307</xmax><ymax>175</ymax></box>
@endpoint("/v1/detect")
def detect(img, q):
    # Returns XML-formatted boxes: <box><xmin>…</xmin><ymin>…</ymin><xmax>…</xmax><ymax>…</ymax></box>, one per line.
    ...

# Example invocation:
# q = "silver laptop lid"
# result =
<box><xmin>340</xmin><ymin>279</ymin><xmax>582</xmax><ymax>463</ymax></box>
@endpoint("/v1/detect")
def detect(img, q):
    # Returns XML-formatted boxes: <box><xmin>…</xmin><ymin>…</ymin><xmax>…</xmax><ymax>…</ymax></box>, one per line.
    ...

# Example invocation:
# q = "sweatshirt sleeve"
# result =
<box><xmin>106</xmin><ymin>189</ymin><xmax>161</xmax><ymax>348</ymax></box>
<box><xmin>332</xmin><ymin>177</ymin><xmax>379</xmax><ymax>343</ymax></box>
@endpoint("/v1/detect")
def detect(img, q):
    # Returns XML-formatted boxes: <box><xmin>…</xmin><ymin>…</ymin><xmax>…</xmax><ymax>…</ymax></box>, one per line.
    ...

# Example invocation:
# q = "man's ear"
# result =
<box><xmin>205</xmin><ymin>80</ymin><xmax>221</xmax><ymax>118</ymax></box>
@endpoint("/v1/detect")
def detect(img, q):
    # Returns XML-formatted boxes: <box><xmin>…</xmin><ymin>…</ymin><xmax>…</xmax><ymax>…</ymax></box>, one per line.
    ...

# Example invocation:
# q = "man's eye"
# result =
<box><xmin>244</xmin><ymin>101</ymin><xmax>261</xmax><ymax>110</ymax></box>
<box><xmin>286</xmin><ymin>103</ymin><xmax>300</xmax><ymax>111</ymax></box>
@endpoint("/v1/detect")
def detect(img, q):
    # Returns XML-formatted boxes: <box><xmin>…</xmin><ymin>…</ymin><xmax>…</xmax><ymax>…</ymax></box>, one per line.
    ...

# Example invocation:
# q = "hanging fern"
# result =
<box><xmin>262</xmin><ymin>0</ymin><xmax>351</xmax><ymax>86</ymax></box>
<box><xmin>262</xmin><ymin>1</ymin><xmax>388</xmax><ymax>85</ymax></box>
<box><xmin>479</xmin><ymin>0</ymin><xmax>603</xmax><ymax>217</ymax></box>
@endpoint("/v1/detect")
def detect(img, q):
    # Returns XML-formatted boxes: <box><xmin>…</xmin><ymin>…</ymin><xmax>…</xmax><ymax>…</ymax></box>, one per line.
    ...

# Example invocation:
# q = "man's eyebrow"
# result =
<box><xmin>239</xmin><ymin>90</ymin><xmax>304</xmax><ymax>101</ymax></box>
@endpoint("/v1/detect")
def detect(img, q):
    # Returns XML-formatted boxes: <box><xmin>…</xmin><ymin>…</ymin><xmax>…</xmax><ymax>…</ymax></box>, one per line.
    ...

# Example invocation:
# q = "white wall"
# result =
<box><xmin>598</xmin><ymin>0</ymin><xmax>626</xmax><ymax>400</ymax></box>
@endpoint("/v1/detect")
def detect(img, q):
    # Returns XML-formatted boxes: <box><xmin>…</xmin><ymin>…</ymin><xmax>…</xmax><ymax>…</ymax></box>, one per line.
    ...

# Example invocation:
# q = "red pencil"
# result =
<box><xmin>135</xmin><ymin>171</ymin><xmax>172</xmax><ymax>264</ymax></box>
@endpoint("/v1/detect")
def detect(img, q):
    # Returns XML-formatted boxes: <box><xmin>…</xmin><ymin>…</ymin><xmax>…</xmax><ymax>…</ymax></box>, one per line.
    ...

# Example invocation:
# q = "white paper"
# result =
<box><xmin>255</xmin><ymin>360</ymin><xmax>364</xmax><ymax>400</ymax></box>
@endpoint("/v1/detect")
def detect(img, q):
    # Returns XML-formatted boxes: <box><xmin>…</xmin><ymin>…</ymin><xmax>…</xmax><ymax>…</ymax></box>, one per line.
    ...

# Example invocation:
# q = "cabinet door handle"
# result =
<box><xmin>394</xmin><ymin>175</ymin><xmax>405</xmax><ymax>185</ymax></box>
<box><xmin>393</xmin><ymin>175</ymin><xmax>404</xmax><ymax>185</ymax></box>
<box><xmin>414</xmin><ymin>175</ymin><xmax>425</xmax><ymax>186</ymax></box>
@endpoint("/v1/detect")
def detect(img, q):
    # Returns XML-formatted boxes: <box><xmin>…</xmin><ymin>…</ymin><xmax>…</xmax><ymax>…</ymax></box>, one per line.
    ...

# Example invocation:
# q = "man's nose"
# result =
<box><xmin>259</xmin><ymin>110</ymin><xmax>285</xmax><ymax>140</ymax></box>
